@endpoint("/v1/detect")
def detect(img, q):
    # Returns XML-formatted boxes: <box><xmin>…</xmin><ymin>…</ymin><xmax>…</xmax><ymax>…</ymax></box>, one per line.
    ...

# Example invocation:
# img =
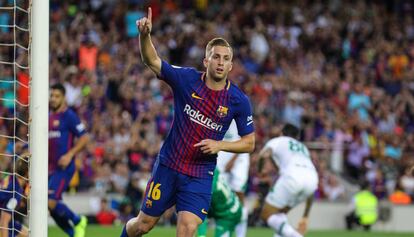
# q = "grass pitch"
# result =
<box><xmin>48</xmin><ymin>225</ymin><xmax>414</xmax><ymax>237</ymax></box>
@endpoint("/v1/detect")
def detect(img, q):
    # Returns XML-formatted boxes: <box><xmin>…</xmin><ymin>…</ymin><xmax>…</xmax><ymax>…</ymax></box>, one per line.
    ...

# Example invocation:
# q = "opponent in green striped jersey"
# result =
<box><xmin>197</xmin><ymin>169</ymin><xmax>242</xmax><ymax>237</ymax></box>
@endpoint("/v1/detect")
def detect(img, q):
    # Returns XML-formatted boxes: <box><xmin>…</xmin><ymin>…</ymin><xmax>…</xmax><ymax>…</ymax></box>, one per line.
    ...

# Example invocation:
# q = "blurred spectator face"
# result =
<box><xmin>100</xmin><ymin>198</ymin><xmax>108</xmax><ymax>211</ymax></box>
<box><xmin>203</xmin><ymin>46</ymin><xmax>233</xmax><ymax>81</ymax></box>
<box><xmin>50</xmin><ymin>89</ymin><xmax>65</xmax><ymax>111</ymax></box>
<box><xmin>354</xmin><ymin>83</ymin><xmax>363</xmax><ymax>94</ymax></box>
<box><xmin>375</xmin><ymin>169</ymin><xmax>384</xmax><ymax>181</ymax></box>
<box><xmin>328</xmin><ymin>174</ymin><xmax>339</xmax><ymax>186</ymax></box>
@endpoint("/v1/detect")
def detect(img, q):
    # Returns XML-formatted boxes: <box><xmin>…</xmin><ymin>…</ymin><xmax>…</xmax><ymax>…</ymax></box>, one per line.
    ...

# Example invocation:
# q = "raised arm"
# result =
<box><xmin>136</xmin><ymin>7</ymin><xmax>161</xmax><ymax>76</ymax></box>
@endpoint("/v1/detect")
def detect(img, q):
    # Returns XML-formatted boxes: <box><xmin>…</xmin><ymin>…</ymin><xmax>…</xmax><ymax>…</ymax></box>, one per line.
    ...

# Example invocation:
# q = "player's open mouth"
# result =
<box><xmin>216</xmin><ymin>68</ymin><xmax>224</xmax><ymax>73</ymax></box>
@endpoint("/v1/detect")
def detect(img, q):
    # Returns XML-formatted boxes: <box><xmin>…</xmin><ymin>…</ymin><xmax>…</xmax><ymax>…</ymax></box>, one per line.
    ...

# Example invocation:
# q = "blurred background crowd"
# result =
<box><xmin>1</xmin><ymin>0</ymin><xmax>414</xmax><ymax>225</ymax></box>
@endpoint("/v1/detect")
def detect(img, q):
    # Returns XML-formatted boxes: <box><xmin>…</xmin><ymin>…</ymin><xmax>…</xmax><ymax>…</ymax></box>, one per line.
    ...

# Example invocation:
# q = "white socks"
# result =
<box><xmin>267</xmin><ymin>214</ymin><xmax>303</xmax><ymax>237</ymax></box>
<box><xmin>235</xmin><ymin>207</ymin><xmax>248</xmax><ymax>237</ymax></box>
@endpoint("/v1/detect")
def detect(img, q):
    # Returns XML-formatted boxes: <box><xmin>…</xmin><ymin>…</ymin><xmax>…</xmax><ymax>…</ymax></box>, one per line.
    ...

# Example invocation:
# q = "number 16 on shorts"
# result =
<box><xmin>145</xmin><ymin>181</ymin><xmax>162</xmax><ymax>208</ymax></box>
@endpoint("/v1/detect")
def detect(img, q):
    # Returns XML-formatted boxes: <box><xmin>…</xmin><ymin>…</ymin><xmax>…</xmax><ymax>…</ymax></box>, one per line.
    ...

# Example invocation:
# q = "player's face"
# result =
<box><xmin>204</xmin><ymin>46</ymin><xmax>233</xmax><ymax>81</ymax></box>
<box><xmin>49</xmin><ymin>89</ymin><xmax>65</xmax><ymax>111</ymax></box>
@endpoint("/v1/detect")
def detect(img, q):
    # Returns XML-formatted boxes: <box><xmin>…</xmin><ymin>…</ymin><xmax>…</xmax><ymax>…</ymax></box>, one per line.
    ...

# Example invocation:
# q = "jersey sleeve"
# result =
<box><xmin>233</xmin><ymin>94</ymin><xmax>255</xmax><ymax>136</ymax></box>
<box><xmin>263</xmin><ymin>139</ymin><xmax>278</xmax><ymax>155</ymax></box>
<box><xmin>159</xmin><ymin>60</ymin><xmax>198</xmax><ymax>89</ymax></box>
<box><xmin>67</xmin><ymin>111</ymin><xmax>87</xmax><ymax>137</ymax></box>
<box><xmin>263</xmin><ymin>140</ymin><xmax>273</xmax><ymax>151</ymax></box>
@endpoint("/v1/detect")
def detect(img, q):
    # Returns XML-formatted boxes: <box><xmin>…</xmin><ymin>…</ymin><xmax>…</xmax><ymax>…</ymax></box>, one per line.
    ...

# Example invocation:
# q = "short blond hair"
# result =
<box><xmin>205</xmin><ymin>38</ymin><xmax>233</xmax><ymax>58</ymax></box>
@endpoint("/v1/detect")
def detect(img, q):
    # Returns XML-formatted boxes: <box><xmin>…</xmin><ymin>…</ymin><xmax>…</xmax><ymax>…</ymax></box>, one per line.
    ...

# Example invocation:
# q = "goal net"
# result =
<box><xmin>0</xmin><ymin>0</ymin><xmax>48</xmax><ymax>236</ymax></box>
<box><xmin>0</xmin><ymin>0</ymin><xmax>31</xmax><ymax>236</ymax></box>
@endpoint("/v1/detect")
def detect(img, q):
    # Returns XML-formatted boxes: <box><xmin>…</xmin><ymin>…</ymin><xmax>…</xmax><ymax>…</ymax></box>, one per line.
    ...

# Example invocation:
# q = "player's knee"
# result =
<box><xmin>260</xmin><ymin>208</ymin><xmax>272</xmax><ymax>222</ymax></box>
<box><xmin>137</xmin><ymin>223</ymin><xmax>153</xmax><ymax>235</ymax></box>
<box><xmin>180</xmin><ymin>220</ymin><xmax>199</xmax><ymax>234</ymax></box>
<box><xmin>127</xmin><ymin>218</ymin><xmax>154</xmax><ymax>236</ymax></box>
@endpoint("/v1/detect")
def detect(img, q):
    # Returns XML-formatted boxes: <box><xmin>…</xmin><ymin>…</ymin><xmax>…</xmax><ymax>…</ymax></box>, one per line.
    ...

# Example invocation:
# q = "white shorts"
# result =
<box><xmin>265</xmin><ymin>171</ymin><xmax>318</xmax><ymax>209</ymax></box>
<box><xmin>216</xmin><ymin>151</ymin><xmax>250</xmax><ymax>193</ymax></box>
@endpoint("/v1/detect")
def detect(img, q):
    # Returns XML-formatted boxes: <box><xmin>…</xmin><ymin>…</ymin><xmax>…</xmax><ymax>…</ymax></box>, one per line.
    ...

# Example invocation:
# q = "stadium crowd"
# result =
<box><xmin>1</xmin><ymin>0</ymin><xmax>414</xmax><ymax>224</ymax></box>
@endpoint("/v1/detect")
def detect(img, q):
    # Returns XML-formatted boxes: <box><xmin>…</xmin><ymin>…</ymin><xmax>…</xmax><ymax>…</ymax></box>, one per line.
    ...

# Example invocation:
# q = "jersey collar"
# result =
<box><xmin>201</xmin><ymin>72</ymin><xmax>230</xmax><ymax>91</ymax></box>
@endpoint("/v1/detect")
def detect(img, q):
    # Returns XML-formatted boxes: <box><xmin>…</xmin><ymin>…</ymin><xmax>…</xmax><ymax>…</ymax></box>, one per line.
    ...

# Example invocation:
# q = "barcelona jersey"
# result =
<box><xmin>0</xmin><ymin>175</ymin><xmax>23</xmax><ymax>213</ymax></box>
<box><xmin>157</xmin><ymin>61</ymin><xmax>254</xmax><ymax>178</ymax></box>
<box><xmin>49</xmin><ymin>108</ymin><xmax>86</xmax><ymax>174</ymax></box>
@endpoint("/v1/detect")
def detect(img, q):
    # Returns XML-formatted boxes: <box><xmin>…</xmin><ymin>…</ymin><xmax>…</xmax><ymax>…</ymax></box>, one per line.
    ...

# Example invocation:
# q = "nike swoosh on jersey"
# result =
<box><xmin>191</xmin><ymin>92</ymin><xmax>203</xmax><ymax>100</ymax></box>
<box><xmin>201</xmin><ymin>208</ymin><xmax>208</xmax><ymax>214</ymax></box>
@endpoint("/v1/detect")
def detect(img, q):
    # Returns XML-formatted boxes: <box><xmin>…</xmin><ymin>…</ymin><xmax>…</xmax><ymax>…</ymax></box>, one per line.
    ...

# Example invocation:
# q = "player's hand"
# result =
<box><xmin>297</xmin><ymin>217</ymin><xmax>308</xmax><ymax>235</ymax></box>
<box><xmin>136</xmin><ymin>7</ymin><xmax>152</xmax><ymax>35</ymax></box>
<box><xmin>58</xmin><ymin>152</ymin><xmax>74</xmax><ymax>169</ymax></box>
<box><xmin>194</xmin><ymin>139</ymin><xmax>222</xmax><ymax>154</ymax></box>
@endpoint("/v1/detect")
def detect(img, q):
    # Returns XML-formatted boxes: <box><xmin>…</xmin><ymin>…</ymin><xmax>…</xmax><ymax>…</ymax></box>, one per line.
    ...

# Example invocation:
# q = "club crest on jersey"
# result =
<box><xmin>53</xmin><ymin>120</ymin><xmax>60</xmax><ymax>127</ymax></box>
<box><xmin>216</xmin><ymin>106</ymin><xmax>228</xmax><ymax>118</ymax></box>
<box><xmin>146</xmin><ymin>199</ymin><xmax>152</xmax><ymax>208</ymax></box>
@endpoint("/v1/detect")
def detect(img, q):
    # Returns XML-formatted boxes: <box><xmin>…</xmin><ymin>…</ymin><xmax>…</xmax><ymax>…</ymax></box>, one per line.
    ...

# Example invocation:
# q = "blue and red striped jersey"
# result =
<box><xmin>158</xmin><ymin>61</ymin><xmax>254</xmax><ymax>178</ymax></box>
<box><xmin>48</xmin><ymin>108</ymin><xmax>86</xmax><ymax>174</ymax></box>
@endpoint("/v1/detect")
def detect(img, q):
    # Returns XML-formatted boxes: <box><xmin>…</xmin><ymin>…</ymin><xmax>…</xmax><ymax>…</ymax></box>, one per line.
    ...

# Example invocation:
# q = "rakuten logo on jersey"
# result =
<box><xmin>184</xmin><ymin>104</ymin><xmax>223</xmax><ymax>131</ymax></box>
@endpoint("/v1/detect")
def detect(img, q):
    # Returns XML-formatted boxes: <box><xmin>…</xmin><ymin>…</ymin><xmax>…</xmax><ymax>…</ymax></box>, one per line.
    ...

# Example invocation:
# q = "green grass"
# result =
<box><xmin>48</xmin><ymin>225</ymin><xmax>414</xmax><ymax>237</ymax></box>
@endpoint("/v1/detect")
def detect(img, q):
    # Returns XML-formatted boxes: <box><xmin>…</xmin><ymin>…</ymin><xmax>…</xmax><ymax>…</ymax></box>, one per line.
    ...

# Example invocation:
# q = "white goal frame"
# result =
<box><xmin>29</xmin><ymin>0</ymin><xmax>49</xmax><ymax>236</ymax></box>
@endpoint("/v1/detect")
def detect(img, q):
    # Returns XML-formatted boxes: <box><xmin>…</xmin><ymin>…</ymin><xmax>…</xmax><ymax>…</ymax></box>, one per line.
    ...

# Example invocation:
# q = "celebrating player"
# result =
<box><xmin>258</xmin><ymin>124</ymin><xmax>318</xmax><ymax>237</ymax></box>
<box><xmin>197</xmin><ymin>169</ymin><xmax>242</xmax><ymax>237</ymax></box>
<box><xmin>0</xmin><ymin>159</ymin><xmax>29</xmax><ymax>237</ymax></box>
<box><xmin>216</xmin><ymin>120</ymin><xmax>250</xmax><ymax>237</ymax></box>
<box><xmin>120</xmin><ymin>7</ymin><xmax>255</xmax><ymax>237</ymax></box>
<box><xmin>48</xmin><ymin>84</ymin><xmax>89</xmax><ymax>237</ymax></box>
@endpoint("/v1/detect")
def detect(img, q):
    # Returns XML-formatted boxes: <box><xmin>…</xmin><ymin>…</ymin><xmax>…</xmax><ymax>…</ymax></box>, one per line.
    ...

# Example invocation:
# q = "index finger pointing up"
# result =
<box><xmin>148</xmin><ymin>7</ymin><xmax>152</xmax><ymax>21</ymax></box>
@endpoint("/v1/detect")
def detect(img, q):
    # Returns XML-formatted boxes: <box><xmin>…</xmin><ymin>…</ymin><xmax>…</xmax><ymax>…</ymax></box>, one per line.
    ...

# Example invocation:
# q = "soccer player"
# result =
<box><xmin>216</xmin><ymin>119</ymin><xmax>250</xmax><ymax>237</ymax></box>
<box><xmin>0</xmin><ymin>159</ymin><xmax>29</xmax><ymax>237</ymax></box>
<box><xmin>120</xmin><ymin>7</ymin><xmax>255</xmax><ymax>237</ymax></box>
<box><xmin>49</xmin><ymin>84</ymin><xmax>89</xmax><ymax>237</ymax></box>
<box><xmin>258</xmin><ymin>124</ymin><xmax>318</xmax><ymax>237</ymax></box>
<box><xmin>197</xmin><ymin>169</ymin><xmax>242</xmax><ymax>237</ymax></box>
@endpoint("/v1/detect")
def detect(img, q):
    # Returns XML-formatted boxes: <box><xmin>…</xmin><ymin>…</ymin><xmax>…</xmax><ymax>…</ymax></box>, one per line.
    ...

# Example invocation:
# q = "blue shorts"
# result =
<box><xmin>140</xmin><ymin>161</ymin><xmax>213</xmax><ymax>221</ymax></box>
<box><xmin>48</xmin><ymin>166</ymin><xmax>75</xmax><ymax>200</ymax></box>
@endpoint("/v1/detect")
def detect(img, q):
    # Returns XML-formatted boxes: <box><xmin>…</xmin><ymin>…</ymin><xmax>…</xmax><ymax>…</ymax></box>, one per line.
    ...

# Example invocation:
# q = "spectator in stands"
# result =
<box><xmin>346</xmin><ymin>135</ymin><xmax>370</xmax><ymax>181</ymax></box>
<box><xmin>389</xmin><ymin>182</ymin><xmax>412</xmax><ymax>205</ymax></box>
<box><xmin>371</xmin><ymin>169</ymin><xmax>387</xmax><ymax>200</ymax></box>
<box><xmin>323</xmin><ymin>173</ymin><xmax>346</xmax><ymax>201</ymax></box>
<box><xmin>400</xmin><ymin>166</ymin><xmax>414</xmax><ymax>198</ymax></box>
<box><xmin>118</xmin><ymin>200</ymin><xmax>135</xmax><ymax>224</ymax></box>
<box><xmin>96</xmin><ymin>198</ymin><xmax>117</xmax><ymax>226</ymax></box>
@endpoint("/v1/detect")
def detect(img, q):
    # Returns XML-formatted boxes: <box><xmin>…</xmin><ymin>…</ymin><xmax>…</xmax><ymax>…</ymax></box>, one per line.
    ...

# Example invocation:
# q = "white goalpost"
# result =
<box><xmin>29</xmin><ymin>0</ymin><xmax>49</xmax><ymax>236</ymax></box>
<box><xmin>0</xmin><ymin>0</ymin><xmax>48</xmax><ymax>236</ymax></box>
